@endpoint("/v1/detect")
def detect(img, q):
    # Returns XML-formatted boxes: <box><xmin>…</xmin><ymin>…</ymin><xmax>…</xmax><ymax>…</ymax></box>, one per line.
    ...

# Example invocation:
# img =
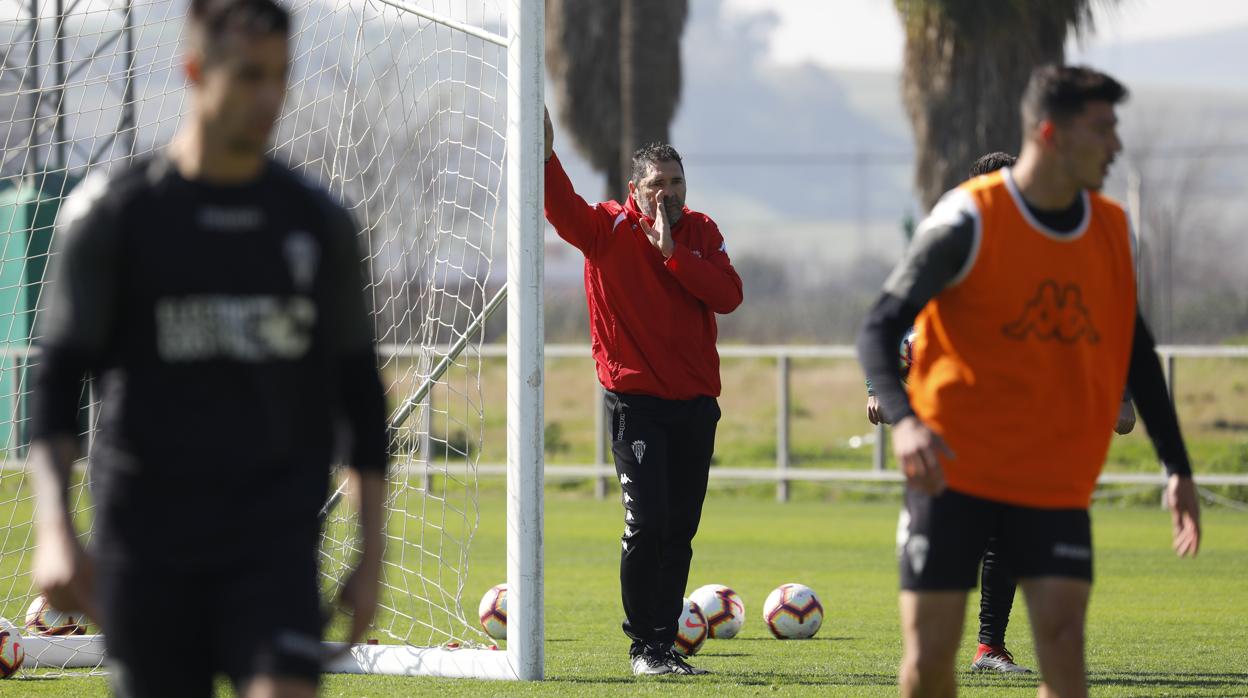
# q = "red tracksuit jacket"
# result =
<box><xmin>544</xmin><ymin>153</ymin><xmax>743</xmax><ymax>399</ymax></box>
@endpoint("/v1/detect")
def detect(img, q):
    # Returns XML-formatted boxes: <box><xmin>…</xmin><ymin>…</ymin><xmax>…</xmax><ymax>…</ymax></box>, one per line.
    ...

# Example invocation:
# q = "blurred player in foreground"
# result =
<box><xmin>30</xmin><ymin>0</ymin><xmax>388</xmax><ymax>695</ymax></box>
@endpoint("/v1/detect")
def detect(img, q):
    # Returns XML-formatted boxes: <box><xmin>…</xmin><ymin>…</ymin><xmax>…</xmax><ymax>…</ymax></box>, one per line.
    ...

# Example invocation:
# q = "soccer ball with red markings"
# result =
<box><xmin>672</xmin><ymin>597</ymin><xmax>708</xmax><ymax>656</ymax></box>
<box><xmin>25</xmin><ymin>595</ymin><xmax>88</xmax><ymax>636</ymax></box>
<box><xmin>477</xmin><ymin>583</ymin><xmax>508</xmax><ymax>641</ymax></box>
<box><xmin>762</xmin><ymin>583</ymin><xmax>823</xmax><ymax>639</ymax></box>
<box><xmin>690</xmin><ymin>584</ymin><xmax>745</xmax><ymax>639</ymax></box>
<box><xmin>0</xmin><ymin>620</ymin><xmax>24</xmax><ymax>679</ymax></box>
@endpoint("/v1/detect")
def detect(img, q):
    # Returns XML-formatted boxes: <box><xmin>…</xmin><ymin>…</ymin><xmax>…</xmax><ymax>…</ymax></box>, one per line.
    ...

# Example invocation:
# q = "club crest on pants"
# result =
<box><xmin>906</xmin><ymin>535</ymin><xmax>930</xmax><ymax>576</ymax></box>
<box><xmin>631</xmin><ymin>440</ymin><xmax>646</xmax><ymax>463</ymax></box>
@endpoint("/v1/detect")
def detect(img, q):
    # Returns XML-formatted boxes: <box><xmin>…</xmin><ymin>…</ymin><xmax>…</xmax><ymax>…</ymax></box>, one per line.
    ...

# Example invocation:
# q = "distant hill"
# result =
<box><xmin>1070</xmin><ymin>23</ymin><xmax>1248</xmax><ymax>93</ymax></box>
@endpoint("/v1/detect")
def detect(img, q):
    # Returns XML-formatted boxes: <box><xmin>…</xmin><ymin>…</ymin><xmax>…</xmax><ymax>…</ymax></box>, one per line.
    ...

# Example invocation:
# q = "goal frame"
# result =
<box><xmin>305</xmin><ymin>0</ymin><xmax>547</xmax><ymax>680</ymax></box>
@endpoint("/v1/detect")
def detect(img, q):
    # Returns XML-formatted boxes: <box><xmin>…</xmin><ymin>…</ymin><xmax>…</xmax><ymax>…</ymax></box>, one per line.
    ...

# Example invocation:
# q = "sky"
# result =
<box><xmin>721</xmin><ymin>0</ymin><xmax>1248</xmax><ymax>72</ymax></box>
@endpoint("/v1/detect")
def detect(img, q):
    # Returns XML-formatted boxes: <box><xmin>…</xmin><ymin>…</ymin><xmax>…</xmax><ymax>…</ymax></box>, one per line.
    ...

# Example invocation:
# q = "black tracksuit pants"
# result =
<box><xmin>605</xmin><ymin>390</ymin><xmax>720</xmax><ymax>646</ymax></box>
<box><xmin>978</xmin><ymin>536</ymin><xmax>1017</xmax><ymax>646</ymax></box>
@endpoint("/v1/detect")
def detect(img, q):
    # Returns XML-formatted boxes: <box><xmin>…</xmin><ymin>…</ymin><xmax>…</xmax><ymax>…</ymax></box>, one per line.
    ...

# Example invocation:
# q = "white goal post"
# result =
<box><xmin>0</xmin><ymin>0</ymin><xmax>544</xmax><ymax>682</ymax></box>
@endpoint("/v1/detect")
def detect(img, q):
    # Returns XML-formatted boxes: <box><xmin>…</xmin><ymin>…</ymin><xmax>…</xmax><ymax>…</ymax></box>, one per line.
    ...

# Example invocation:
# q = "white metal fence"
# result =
<box><xmin>456</xmin><ymin>344</ymin><xmax>1248</xmax><ymax>501</ymax></box>
<box><xmin>11</xmin><ymin>343</ymin><xmax>1245</xmax><ymax>500</ymax></box>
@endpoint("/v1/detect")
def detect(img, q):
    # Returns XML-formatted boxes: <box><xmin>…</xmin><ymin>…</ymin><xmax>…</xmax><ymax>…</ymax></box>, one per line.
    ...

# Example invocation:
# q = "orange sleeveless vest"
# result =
<box><xmin>908</xmin><ymin>170</ymin><xmax>1136</xmax><ymax>509</ymax></box>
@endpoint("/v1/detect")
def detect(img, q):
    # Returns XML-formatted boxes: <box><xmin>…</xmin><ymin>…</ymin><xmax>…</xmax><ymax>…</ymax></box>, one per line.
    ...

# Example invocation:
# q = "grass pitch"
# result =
<box><xmin>4</xmin><ymin>489</ymin><xmax>1246</xmax><ymax>697</ymax></box>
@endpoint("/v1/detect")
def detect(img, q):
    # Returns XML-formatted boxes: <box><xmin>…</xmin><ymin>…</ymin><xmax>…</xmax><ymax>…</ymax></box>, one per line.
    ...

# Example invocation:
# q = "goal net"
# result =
<box><xmin>0</xmin><ymin>0</ymin><xmax>543</xmax><ymax>681</ymax></box>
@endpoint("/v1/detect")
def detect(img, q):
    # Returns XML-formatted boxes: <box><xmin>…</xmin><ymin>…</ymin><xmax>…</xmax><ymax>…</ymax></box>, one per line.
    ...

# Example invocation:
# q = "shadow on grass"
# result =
<box><xmin>960</xmin><ymin>670</ymin><xmax>1248</xmax><ymax>692</ymax></box>
<box><xmin>721</xmin><ymin>636</ymin><xmax>855</xmax><ymax>643</ymax></box>
<box><xmin>553</xmin><ymin>671</ymin><xmax>1248</xmax><ymax>690</ymax></box>
<box><xmin>1087</xmin><ymin>671</ymin><xmax>1248</xmax><ymax>689</ymax></box>
<box><xmin>556</xmin><ymin>671</ymin><xmax>899</xmax><ymax>687</ymax></box>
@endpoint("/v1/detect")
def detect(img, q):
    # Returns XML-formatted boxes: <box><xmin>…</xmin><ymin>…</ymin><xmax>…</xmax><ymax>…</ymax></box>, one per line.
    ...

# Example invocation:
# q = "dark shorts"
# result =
<box><xmin>898</xmin><ymin>488</ymin><xmax>1092</xmax><ymax>591</ymax></box>
<box><xmin>97</xmin><ymin>551</ymin><xmax>324</xmax><ymax>698</ymax></box>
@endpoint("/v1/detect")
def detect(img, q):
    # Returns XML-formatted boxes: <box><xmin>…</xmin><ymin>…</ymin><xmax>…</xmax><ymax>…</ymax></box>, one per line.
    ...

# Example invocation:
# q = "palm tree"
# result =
<box><xmin>545</xmin><ymin>0</ymin><xmax>687</xmax><ymax>200</ymax></box>
<box><xmin>894</xmin><ymin>0</ymin><xmax>1116</xmax><ymax>210</ymax></box>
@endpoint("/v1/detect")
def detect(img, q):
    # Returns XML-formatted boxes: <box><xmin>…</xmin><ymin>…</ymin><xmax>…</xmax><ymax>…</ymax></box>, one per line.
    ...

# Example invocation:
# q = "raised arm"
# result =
<box><xmin>543</xmin><ymin>108</ymin><xmax>615</xmax><ymax>257</ymax></box>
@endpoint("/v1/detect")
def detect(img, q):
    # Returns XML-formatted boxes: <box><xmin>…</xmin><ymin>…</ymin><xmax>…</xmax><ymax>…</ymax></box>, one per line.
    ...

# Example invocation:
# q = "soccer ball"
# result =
<box><xmin>478</xmin><ymin>584</ymin><xmax>508</xmax><ymax>640</ymax></box>
<box><xmin>0</xmin><ymin>620</ymin><xmax>23</xmax><ymax>679</ymax></box>
<box><xmin>672</xmin><ymin>597</ymin><xmax>708</xmax><ymax>656</ymax></box>
<box><xmin>762</xmin><ymin>583</ymin><xmax>823</xmax><ymax>639</ymax></box>
<box><xmin>25</xmin><ymin>595</ymin><xmax>88</xmax><ymax>636</ymax></box>
<box><xmin>899</xmin><ymin>327</ymin><xmax>920</xmax><ymax>381</ymax></box>
<box><xmin>689</xmin><ymin>584</ymin><xmax>745</xmax><ymax>639</ymax></box>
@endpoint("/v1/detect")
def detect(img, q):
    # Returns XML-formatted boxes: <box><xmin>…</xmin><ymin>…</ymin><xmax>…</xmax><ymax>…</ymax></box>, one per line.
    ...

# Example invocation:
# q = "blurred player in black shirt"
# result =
<box><xmin>30</xmin><ymin>0</ymin><xmax>388</xmax><ymax>695</ymax></box>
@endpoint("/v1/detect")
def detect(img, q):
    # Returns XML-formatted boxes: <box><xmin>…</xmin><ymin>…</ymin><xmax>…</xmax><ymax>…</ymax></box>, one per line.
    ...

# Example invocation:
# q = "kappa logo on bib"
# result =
<box><xmin>1002</xmin><ymin>280</ymin><xmax>1100</xmax><ymax>344</ymax></box>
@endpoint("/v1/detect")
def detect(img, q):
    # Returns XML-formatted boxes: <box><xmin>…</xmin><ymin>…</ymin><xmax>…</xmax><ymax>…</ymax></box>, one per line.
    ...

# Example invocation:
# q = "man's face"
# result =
<box><xmin>192</xmin><ymin>32</ymin><xmax>288</xmax><ymax>155</ymax></box>
<box><xmin>630</xmin><ymin>159</ymin><xmax>687</xmax><ymax>224</ymax></box>
<box><xmin>1053</xmin><ymin>100</ymin><xmax>1122</xmax><ymax>191</ymax></box>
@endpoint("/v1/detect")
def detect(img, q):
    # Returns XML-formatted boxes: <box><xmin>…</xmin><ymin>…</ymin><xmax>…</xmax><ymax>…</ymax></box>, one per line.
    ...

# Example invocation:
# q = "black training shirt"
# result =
<box><xmin>32</xmin><ymin>154</ymin><xmax>388</xmax><ymax>564</ymax></box>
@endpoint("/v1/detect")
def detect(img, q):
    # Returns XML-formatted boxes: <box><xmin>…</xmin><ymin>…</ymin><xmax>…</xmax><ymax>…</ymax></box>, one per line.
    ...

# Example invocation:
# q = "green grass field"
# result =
<box><xmin>3</xmin><ymin>488</ymin><xmax>1246</xmax><ymax>697</ymax></box>
<box><xmin>1</xmin><ymin>354</ymin><xmax>1244</xmax><ymax>694</ymax></box>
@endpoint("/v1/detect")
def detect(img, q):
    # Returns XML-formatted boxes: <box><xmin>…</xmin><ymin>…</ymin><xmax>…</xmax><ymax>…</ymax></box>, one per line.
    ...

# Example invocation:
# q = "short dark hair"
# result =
<box><xmin>188</xmin><ymin>0</ymin><xmax>290</xmax><ymax>61</ymax></box>
<box><xmin>1021</xmin><ymin>64</ymin><xmax>1128</xmax><ymax>130</ymax></box>
<box><xmin>969</xmin><ymin>151</ymin><xmax>1016</xmax><ymax>177</ymax></box>
<box><xmin>631</xmin><ymin>143</ymin><xmax>684</xmax><ymax>184</ymax></box>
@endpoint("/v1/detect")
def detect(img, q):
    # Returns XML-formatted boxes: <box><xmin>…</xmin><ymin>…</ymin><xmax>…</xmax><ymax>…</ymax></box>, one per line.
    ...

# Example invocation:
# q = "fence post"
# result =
<box><xmin>873</xmin><ymin>422</ymin><xmax>887</xmax><ymax>472</ymax></box>
<box><xmin>776</xmin><ymin>354</ymin><xmax>790</xmax><ymax>502</ymax></box>
<box><xmin>594</xmin><ymin>383</ymin><xmax>608</xmax><ymax>500</ymax></box>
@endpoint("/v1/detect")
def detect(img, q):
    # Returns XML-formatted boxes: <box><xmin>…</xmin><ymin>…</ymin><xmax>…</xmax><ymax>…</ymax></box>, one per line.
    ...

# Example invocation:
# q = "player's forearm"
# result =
<box><xmin>348</xmin><ymin>469</ymin><xmax>386</xmax><ymax>565</ymax></box>
<box><xmin>338</xmin><ymin>349</ymin><xmax>389</xmax><ymax>563</ymax></box>
<box><xmin>29</xmin><ymin>344</ymin><xmax>91</xmax><ymax>528</ymax></box>
<box><xmin>1127</xmin><ymin>312</ymin><xmax>1192</xmax><ymax>477</ymax></box>
<box><xmin>857</xmin><ymin>293</ymin><xmax>922</xmax><ymax>424</ymax></box>
<box><xmin>31</xmin><ymin>437</ymin><xmax>80</xmax><ymax>529</ymax></box>
<box><xmin>543</xmin><ymin>153</ymin><xmax>606</xmax><ymax>254</ymax></box>
<box><xmin>664</xmin><ymin>247</ymin><xmax>744</xmax><ymax>313</ymax></box>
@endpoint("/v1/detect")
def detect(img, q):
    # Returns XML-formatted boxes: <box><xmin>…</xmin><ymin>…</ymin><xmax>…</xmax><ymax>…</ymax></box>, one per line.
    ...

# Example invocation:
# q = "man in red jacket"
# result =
<box><xmin>544</xmin><ymin>109</ymin><xmax>743</xmax><ymax>676</ymax></box>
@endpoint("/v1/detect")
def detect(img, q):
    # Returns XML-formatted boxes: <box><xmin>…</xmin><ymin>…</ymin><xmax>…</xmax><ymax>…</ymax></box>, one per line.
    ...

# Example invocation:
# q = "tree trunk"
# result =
<box><xmin>618</xmin><ymin>0</ymin><xmax>641</xmax><ymax>200</ymax></box>
<box><xmin>618</xmin><ymin>0</ymin><xmax>687</xmax><ymax>199</ymax></box>
<box><xmin>898</xmin><ymin>5</ymin><xmax>1070</xmax><ymax>211</ymax></box>
<box><xmin>546</xmin><ymin>0</ymin><xmax>687</xmax><ymax>202</ymax></box>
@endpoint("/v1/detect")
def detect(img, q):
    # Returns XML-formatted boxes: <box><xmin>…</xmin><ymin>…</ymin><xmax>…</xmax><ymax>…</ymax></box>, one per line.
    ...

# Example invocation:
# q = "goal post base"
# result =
<box><xmin>323</xmin><ymin>643</ymin><xmax>517</xmax><ymax>679</ymax></box>
<box><xmin>22</xmin><ymin>634</ymin><xmax>520</xmax><ymax>679</ymax></box>
<box><xmin>22</xmin><ymin>634</ymin><xmax>107</xmax><ymax>669</ymax></box>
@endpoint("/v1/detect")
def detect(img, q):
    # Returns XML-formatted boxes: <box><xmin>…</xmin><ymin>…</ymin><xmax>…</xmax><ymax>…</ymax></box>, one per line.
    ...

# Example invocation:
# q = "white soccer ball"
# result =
<box><xmin>478</xmin><ymin>583</ymin><xmax>508</xmax><ymax>641</ymax></box>
<box><xmin>690</xmin><ymin>584</ymin><xmax>745</xmax><ymax>639</ymax></box>
<box><xmin>25</xmin><ymin>595</ymin><xmax>87</xmax><ymax>636</ymax></box>
<box><xmin>0</xmin><ymin>619</ymin><xmax>24</xmax><ymax>679</ymax></box>
<box><xmin>672</xmin><ymin>597</ymin><xmax>708</xmax><ymax>656</ymax></box>
<box><xmin>762</xmin><ymin>583</ymin><xmax>823</xmax><ymax>639</ymax></box>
